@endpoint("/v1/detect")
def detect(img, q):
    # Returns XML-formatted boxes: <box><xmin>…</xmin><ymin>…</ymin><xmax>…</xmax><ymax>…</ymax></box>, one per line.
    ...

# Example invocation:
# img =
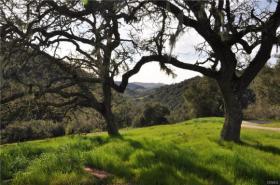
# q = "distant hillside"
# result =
<box><xmin>0</xmin><ymin>49</ymin><xmax>76</xmax><ymax>127</ymax></box>
<box><xmin>0</xmin><ymin>44</ymin><xmax>101</xmax><ymax>127</ymax></box>
<box><xmin>116</xmin><ymin>82</ymin><xmax>165</xmax><ymax>92</ymax></box>
<box><xmin>131</xmin><ymin>77</ymin><xmax>201</xmax><ymax>107</ymax></box>
<box><xmin>141</xmin><ymin>77</ymin><xmax>201</xmax><ymax>109</ymax></box>
<box><xmin>116</xmin><ymin>82</ymin><xmax>166</xmax><ymax>97</ymax></box>
<box><xmin>130</xmin><ymin>82</ymin><xmax>165</xmax><ymax>90</ymax></box>
<box><xmin>123</xmin><ymin>76</ymin><xmax>203</xmax><ymax>122</ymax></box>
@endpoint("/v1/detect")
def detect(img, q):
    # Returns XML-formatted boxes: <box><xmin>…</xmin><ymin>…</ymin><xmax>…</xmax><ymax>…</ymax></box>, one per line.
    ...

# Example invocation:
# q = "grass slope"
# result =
<box><xmin>1</xmin><ymin>117</ymin><xmax>280</xmax><ymax>185</ymax></box>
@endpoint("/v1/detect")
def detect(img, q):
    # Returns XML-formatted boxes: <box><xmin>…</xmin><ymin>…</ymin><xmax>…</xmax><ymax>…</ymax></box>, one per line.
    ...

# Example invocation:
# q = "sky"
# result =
<box><xmin>128</xmin><ymin>63</ymin><xmax>200</xmax><ymax>84</ymax></box>
<box><xmin>128</xmin><ymin>30</ymin><xmax>203</xmax><ymax>84</ymax></box>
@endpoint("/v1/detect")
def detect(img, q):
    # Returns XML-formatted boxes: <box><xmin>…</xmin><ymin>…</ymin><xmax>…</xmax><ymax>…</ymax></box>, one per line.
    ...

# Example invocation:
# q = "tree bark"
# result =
<box><xmin>219</xmin><ymin>82</ymin><xmax>243</xmax><ymax>142</ymax></box>
<box><xmin>102</xmin><ymin>79</ymin><xmax>119</xmax><ymax>136</ymax></box>
<box><xmin>103</xmin><ymin>108</ymin><xmax>119</xmax><ymax>136</ymax></box>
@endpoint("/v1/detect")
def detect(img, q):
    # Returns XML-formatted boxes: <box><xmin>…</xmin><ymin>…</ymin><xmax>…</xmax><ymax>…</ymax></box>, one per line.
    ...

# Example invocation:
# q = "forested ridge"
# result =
<box><xmin>1</xmin><ymin>54</ymin><xmax>279</xmax><ymax>143</ymax></box>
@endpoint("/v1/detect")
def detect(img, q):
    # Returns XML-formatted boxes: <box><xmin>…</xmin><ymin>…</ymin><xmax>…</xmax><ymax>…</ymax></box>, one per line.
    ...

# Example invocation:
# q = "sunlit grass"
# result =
<box><xmin>1</xmin><ymin>117</ymin><xmax>280</xmax><ymax>185</ymax></box>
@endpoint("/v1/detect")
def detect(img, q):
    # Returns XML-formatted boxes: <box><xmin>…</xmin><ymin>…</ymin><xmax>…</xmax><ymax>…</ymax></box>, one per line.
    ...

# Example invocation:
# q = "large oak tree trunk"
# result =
<box><xmin>103</xmin><ymin>107</ymin><xmax>119</xmax><ymax>136</ymax></box>
<box><xmin>102</xmin><ymin>79</ymin><xmax>119</xmax><ymax>136</ymax></box>
<box><xmin>219</xmin><ymin>83</ymin><xmax>243</xmax><ymax>142</ymax></box>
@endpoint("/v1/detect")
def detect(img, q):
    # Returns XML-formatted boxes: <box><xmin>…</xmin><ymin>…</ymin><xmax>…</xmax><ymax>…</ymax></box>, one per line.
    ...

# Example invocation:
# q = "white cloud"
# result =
<box><xmin>126</xmin><ymin>29</ymin><xmax>204</xmax><ymax>84</ymax></box>
<box><xmin>126</xmin><ymin>62</ymin><xmax>199</xmax><ymax>84</ymax></box>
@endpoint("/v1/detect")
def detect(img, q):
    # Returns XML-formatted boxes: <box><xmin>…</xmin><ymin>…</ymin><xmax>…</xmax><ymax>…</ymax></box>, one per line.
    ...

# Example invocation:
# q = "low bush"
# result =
<box><xmin>1</xmin><ymin>120</ymin><xmax>65</xmax><ymax>143</ymax></box>
<box><xmin>65</xmin><ymin>121</ymin><xmax>95</xmax><ymax>135</ymax></box>
<box><xmin>132</xmin><ymin>103</ymin><xmax>170</xmax><ymax>127</ymax></box>
<box><xmin>65</xmin><ymin>109</ymin><xmax>106</xmax><ymax>135</ymax></box>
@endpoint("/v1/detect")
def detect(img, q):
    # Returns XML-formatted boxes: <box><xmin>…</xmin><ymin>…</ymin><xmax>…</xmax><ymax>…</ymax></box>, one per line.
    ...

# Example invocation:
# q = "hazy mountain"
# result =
<box><xmin>116</xmin><ymin>82</ymin><xmax>166</xmax><ymax>96</ymax></box>
<box><xmin>130</xmin><ymin>82</ymin><xmax>166</xmax><ymax>90</ymax></box>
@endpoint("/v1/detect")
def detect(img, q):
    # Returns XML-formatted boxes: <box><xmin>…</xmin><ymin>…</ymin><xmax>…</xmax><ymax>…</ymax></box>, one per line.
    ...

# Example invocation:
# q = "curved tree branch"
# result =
<box><xmin>112</xmin><ymin>54</ymin><xmax>217</xmax><ymax>93</ymax></box>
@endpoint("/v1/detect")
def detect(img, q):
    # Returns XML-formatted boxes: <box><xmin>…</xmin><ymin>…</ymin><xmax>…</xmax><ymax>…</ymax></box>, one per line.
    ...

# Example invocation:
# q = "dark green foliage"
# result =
<box><xmin>133</xmin><ymin>76</ymin><xmax>255</xmax><ymax>123</ymax></box>
<box><xmin>133</xmin><ymin>76</ymin><xmax>223</xmax><ymax>122</ymax></box>
<box><xmin>0</xmin><ymin>44</ymin><xmax>108</xmax><ymax>140</ymax></box>
<box><xmin>65</xmin><ymin>121</ymin><xmax>95</xmax><ymax>135</ymax></box>
<box><xmin>182</xmin><ymin>77</ymin><xmax>254</xmax><ymax>117</ymax></box>
<box><xmin>133</xmin><ymin>103</ymin><xmax>170</xmax><ymax>127</ymax></box>
<box><xmin>145</xmin><ymin>78</ymin><xmax>198</xmax><ymax>111</ymax></box>
<box><xmin>131</xmin><ymin>77</ymin><xmax>202</xmax><ymax>123</ymax></box>
<box><xmin>184</xmin><ymin>77</ymin><xmax>224</xmax><ymax>118</ymax></box>
<box><xmin>244</xmin><ymin>61</ymin><xmax>280</xmax><ymax>119</ymax></box>
<box><xmin>1</xmin><ymin>120</ymin><xmax>65</xmax><ymax>143</ymax></box>
<box><xmin>0</xmin><ymin>100</ymin><xmax>65</xmax><ymax>129</ymax></box>
<box><xmin>112</xmin><ymin>76</ymin><xmax>256</xmax><ymax>128</ymax></box>
<box><xmin>0</xmin><ymin>48</ymin><xmax>74</xmax><ymax>128</ymax></box>
<box><xmin>65</xmin><ymin>109</ymin><xmax>105</xmax><ymax>135</ymax></box>
<box><xmin>113</xmin><ymin>94</ymin><xmax>134</xmax><ymax>128</ymax></box>
<box><xmin>253</xmin><ymin>62</ymin><xmax>280</xmax><ymax>105</ymax></box>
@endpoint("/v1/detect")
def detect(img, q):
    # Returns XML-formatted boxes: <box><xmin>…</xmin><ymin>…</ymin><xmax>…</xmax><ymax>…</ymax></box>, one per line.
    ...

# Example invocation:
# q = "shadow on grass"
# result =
<box><xmin>240</xmin><ymin>141</ymin><xmax>280</xmax><ymax>156</ymax></box>
<box><xmin>232</xmin><ymin>152</ymin><xmax>280</xmax><ymax>185</ymax></box>
<box><xmin>104</xmin><ymin>137</ymin><xmax>232</xmax><ymax>185</ymax></box>
<box><xmin>216</xmin><ymin>140</ymin><xmax>280</xmax><ymax>184</ymax></box>
<box><xmin>83</xmin><ymin>134</ymin><xmax>280</xmax><ymax>185</ymax></box>
<box><xmin>79</xmin><ymin>135</ymin><xmax>120</xmax><ymax>145</ymax></box>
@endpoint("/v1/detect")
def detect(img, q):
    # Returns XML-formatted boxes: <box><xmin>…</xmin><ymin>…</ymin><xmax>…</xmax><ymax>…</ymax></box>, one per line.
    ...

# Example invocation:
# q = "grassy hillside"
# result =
<box><xmin>1</xmin><ymin>118</ymin><xmax>280</xmax><ymax>185</ymax></box>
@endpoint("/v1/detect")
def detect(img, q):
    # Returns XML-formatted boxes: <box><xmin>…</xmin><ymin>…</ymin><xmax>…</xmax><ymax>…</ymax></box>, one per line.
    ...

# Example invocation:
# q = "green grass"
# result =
<box><xmin>1</xmin><ymin>117</ymin><xmax>280</xmax><ymax>185</ymax></box>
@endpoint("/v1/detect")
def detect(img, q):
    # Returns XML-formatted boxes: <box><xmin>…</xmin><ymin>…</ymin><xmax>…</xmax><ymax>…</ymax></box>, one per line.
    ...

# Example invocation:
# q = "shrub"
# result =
<box><xmin>1</xmin><ymin>120</ymin><xmax>65</xmax><ymax>143</ymax></box>
<box><xmin>132</xmin><ymin>103</ymin><xmax>170</xmax><ymax>127</ymax></box>
<box><xmin>65</xmin><ymin>108</ymin><xmax>106</xmax><ymax>135</ymax></box>
<box><xmin>65</xmin><ymin>121</ymin><xmax>95</xmax><ymax>135</ymax></box>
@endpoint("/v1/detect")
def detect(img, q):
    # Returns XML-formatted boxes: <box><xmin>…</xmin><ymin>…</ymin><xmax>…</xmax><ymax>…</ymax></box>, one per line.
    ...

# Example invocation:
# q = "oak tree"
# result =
<box><xmin>0</xmin><ymin>0</ymin><xmax>153</xmax><ymax>135</ymax></box>
<box><xmin>126</xmin><ymin>0</ymin><xmax>280</xmax><ymax>141</ymax></box>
